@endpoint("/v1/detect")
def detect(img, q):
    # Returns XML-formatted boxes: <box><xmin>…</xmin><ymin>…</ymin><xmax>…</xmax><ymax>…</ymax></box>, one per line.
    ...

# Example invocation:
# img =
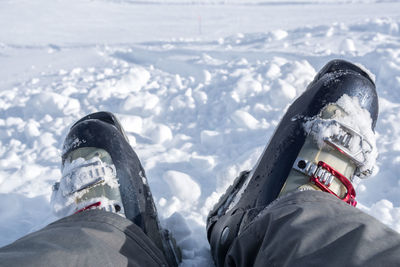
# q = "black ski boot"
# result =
<box><xmin>206</xmin><ymin>59</ymin><xmax>379</xmax><ymax>266</ymax></box>
<box><xmin>51</xmin><ymin>111</ymin><xmax>181</xmax><ymax>267</ymax></box>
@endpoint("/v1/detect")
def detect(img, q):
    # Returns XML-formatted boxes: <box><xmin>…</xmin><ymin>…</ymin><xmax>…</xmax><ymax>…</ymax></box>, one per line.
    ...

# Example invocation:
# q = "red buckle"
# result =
<box><xmin>310</xmin><ymin>161</ymin><xmax>357</xmax><ymax>207</ymax></box>
<box><xmin>75</xmin><ymin>201</ymin><xmax>102</xmax><ymax>214</ymax></box>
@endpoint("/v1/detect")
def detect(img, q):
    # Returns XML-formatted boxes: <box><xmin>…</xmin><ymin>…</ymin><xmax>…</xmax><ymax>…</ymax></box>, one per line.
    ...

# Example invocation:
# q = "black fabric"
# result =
<box><xmin>225</xmin><ymin>190</ymin><xmax>400</xmax><ymax>267</ymax></box>
<box><xmin>0</xmin><ymin>210</ymin><xmax>168</xmax><ymax>267</ymax></box>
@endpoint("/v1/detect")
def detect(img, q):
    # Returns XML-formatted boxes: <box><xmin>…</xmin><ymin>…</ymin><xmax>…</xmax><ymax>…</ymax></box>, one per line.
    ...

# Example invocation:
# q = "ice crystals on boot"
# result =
<box><xmin>60</xmin><ymin>156</ymin><xmax>118</xmax><ymax>196</ymax></box>
<box><xmin>62</xmin><ymin>138</ymin><xmax>87</xmax><ymax>155</ymax></box>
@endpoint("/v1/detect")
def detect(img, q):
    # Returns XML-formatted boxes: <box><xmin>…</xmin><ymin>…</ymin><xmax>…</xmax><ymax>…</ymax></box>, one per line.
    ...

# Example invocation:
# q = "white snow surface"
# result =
<box><xmin>1</xmin><ymin>0</ymin><xmax>400</xmax><ymax>265</ymax></box>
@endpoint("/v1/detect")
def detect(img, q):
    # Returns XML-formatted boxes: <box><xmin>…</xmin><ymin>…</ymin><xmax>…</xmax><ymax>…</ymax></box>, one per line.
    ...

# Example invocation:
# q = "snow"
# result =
<box><xmin>1</xmin><ymin>0</ymin><xmax>400</xmax><ymax>266</ymax></box>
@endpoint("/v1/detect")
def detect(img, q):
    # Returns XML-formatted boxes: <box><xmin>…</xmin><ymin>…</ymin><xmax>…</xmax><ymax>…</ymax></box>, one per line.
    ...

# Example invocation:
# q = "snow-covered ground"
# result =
<box><xmin>1</xmin><ymin>0</ymin><xmax>400</xmax><ymax>265</ymax></box>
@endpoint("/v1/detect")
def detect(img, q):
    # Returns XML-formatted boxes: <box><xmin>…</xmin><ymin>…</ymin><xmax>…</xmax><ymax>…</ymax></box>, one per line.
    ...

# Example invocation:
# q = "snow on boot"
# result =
<box><xmin>281</xmin><ymin>95</ymin><xmax>377</xmax><ymax>205</ymax></box>
<box><xmin>206</xmin><ymin>59</ymin><xmax>379</xmax><ymax>266</ymax></box>
<box><xmin>51</xmin><ymin>111</ymin><xmax>181</xmax><ymax>267</ymax></box>
<box><xmin>52</xmin><ymin>147</ymin><xmax>126</xmax><ymax>217</ymax></box>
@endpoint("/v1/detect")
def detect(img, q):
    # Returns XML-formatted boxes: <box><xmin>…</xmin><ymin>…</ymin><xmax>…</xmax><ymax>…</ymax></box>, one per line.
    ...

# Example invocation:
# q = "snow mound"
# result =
<box><xmin>163</xmin><ymin>170</ymin><xmax>201</xmax><ymax>204</ymax></box>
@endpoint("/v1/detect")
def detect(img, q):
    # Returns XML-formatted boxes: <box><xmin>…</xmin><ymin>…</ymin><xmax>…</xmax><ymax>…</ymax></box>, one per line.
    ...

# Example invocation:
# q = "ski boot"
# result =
<box><xmin>51</xmin><ymin>111</ymin><xmax>181</xmax><ymax>267</ymax></box>
<box><xmin>206</xmin><ymin>59</ymin><xmax>378</xmax><ymax>266</ymax></box>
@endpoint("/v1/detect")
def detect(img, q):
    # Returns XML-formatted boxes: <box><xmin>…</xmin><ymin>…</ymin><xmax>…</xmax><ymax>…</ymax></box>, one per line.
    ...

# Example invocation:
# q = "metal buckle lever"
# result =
<box><xmin>311</xmin><ymin>161</ymin><xmax>357</xmax><ymax>207</ymax></box>
<box><xmin>321</xmin><ymin>121</ymin><xmax>372</xmax><ymax>168</ymax></box>
<box><xmin>293</xmin><ymin>158</ymin><xmax>357</xmax><ymax>207</ymax></box>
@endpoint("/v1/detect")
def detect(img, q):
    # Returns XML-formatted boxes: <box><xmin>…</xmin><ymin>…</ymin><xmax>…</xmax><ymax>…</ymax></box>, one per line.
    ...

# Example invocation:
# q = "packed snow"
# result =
<box><xmin>1</xmin><ymin>0</ymin><xmax>400</xmax><ymax>266</ymax></box>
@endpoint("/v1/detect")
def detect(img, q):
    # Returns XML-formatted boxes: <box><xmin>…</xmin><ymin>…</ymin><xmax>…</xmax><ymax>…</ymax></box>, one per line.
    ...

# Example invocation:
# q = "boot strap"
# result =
<box><xmin>293</xmin><ymin>158</ymin><xmax>357</xmax><ymax>207</ymax></box>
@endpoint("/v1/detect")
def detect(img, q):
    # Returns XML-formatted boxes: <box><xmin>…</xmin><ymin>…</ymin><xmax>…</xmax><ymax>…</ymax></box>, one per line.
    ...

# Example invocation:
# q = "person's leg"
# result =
<box><xmin>0</xmin><ymin>210</ymin><xmax>168</xmax><ymax>267</ymax></box>
<box><xmin>207</xmin><ymin>59</ymin><xmax>397</xmax><ymax>266</ymax></box>
<box><xmin>0</xmin><ymin>111</ymin><xmax>180</xmax><ymax>266</ymax></box>
<box><xmin>226</xmin><ymin>191</ymin><xmax>400</xmax><ymax>267</ymax></box>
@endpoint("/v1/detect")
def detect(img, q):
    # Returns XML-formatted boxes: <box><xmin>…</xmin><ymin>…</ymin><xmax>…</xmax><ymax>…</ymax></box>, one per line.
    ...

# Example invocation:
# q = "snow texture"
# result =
<box><xmin>1</xmin><ymin>0</ymin><xmax>400</xmax><ymax>266</ymax></box>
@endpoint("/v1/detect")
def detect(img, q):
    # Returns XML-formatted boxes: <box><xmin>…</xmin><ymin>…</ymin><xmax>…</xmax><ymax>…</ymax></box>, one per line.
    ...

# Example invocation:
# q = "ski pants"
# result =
<box><xmin>1</xmin><ymin>190</ymin><xmax>400</xmax><ymax>267</ymax></box>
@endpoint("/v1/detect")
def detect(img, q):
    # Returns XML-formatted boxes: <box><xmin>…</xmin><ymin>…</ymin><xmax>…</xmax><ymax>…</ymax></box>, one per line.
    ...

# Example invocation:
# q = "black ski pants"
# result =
<box><xmin>1</xmin><ymin>190</ymin><xmax>400</xmax><ymax>266</ymax></box>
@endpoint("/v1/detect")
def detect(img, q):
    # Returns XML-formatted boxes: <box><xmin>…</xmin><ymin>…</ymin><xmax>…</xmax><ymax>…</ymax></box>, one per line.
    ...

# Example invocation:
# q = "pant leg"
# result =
<box><xmin>226</xmin><ymin>190</ymin><xmax>400</xmax><ymax>267</ymax></box>
<box><xmin>0</xmin><ymin>210</ymin><xmax>168</xmax><ymax>267</ymax></box>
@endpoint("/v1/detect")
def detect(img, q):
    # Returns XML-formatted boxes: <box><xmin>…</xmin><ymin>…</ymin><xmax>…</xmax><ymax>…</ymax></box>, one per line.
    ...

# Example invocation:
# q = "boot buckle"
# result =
<box><xmin>293</xmin><ymin>158</ymin><xmax>357</xmax><ymax>206</ymax></box>
<box><xmin>312</xmin><ymin>161</ymin><xmax>357</xmax><ymax>207</ymax></box>
<box><xmin>321</xmin><ymin>121</ymin><xmax>373</xmax><ymax>176</ymax></box>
